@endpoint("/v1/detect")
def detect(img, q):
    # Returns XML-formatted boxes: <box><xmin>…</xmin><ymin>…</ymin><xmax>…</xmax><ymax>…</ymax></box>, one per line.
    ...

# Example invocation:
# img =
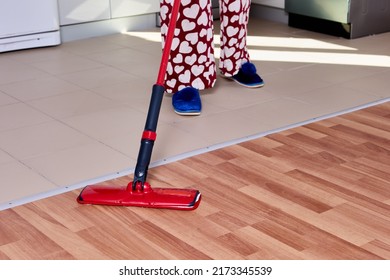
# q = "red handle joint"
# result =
<box><xmin>142</xmin><ymin>130</ymin><xmax>157</xmax><ymax>141</ymax></box>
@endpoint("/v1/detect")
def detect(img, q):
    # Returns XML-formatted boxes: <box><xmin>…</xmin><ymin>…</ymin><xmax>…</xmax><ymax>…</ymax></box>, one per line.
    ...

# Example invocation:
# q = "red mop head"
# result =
<box><xmin>77</xmin><ymin>182</ymin><xmax>201</xmax><ymax>211</ymax></box>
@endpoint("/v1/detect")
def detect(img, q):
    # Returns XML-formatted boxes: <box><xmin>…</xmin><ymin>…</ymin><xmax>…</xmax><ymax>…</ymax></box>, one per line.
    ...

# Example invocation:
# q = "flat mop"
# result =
<box><xmin>77</xmin><ymin>0</ymin><xmax>201</xmax><ymax>210</ymax></box>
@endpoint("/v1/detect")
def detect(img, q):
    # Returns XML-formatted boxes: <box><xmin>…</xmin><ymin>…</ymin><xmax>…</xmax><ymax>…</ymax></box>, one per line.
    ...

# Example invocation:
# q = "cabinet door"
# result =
<box><xmin>110</xmin><ymin>0</ymin><xmax>159</xmax><ymax>18</ymax></box>
<box><xmin>0</xmin><ymin>0</ymin><xmax>59</xmax><ymax>38</ymax></box>
<box><xmin>58</xmin><ymin>0</ymin><xmax>110</xmax><ymax>25</ymax></box>
<box><xmin>285</xmin><ymin>0</ymin><xmax>350</xmax><ymax>23</ymax></box>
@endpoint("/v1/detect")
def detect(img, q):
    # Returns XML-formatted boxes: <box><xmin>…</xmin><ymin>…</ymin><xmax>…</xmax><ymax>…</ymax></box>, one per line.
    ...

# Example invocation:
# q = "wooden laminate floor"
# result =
<box><xmin>0</xmin><ymin>103</ymin><xmax>389</xmax><ymax>260</ymax></box>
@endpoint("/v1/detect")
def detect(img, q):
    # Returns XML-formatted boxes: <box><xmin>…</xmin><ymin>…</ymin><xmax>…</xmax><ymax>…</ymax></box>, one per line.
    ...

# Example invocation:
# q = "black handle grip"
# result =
<box><xmin>132</xmin><ymin>84</ymin><xmax>165</xmax><ymax>189</ymax></box>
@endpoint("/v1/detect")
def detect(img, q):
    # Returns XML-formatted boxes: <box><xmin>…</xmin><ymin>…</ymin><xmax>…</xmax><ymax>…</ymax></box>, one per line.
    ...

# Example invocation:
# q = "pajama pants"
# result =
<box><xmin>160</xmin><ymin>0</ymin><xmax>252</xmax><ymax>93</ymax></box>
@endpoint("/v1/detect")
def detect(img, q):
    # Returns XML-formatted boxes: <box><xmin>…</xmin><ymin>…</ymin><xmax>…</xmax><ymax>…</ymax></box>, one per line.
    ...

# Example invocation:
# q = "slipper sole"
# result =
<box><xmin>174</xmin><ymin>110</ymin><xmax>201</xmax><ymax>116</ymax></box>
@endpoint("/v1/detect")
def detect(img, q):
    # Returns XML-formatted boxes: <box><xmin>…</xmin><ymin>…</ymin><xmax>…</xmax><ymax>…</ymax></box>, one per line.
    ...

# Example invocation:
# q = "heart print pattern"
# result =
<box><xmin>160</xmin><ymin>0</ymin><xmax>252</xmax><ymax>93</ymax></box>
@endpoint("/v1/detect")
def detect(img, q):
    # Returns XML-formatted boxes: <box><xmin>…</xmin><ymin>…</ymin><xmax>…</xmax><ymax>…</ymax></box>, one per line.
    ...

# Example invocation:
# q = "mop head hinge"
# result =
<box><xmin>128</xmin><ymin>181</ymin><xmax>152</xmax><ymax>193</ymax></box>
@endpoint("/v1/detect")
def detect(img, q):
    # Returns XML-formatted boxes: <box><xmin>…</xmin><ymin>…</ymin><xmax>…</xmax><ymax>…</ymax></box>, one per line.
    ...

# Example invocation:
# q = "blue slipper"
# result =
<box><xmin>172</xmin><ymin>86</ymin><xmax>202</xmax><ymax>115</ymax></box>
<box><xmin>232</xmin><ymin>62</ymin><xmax>264</xmax><ymax>88</ymax></box>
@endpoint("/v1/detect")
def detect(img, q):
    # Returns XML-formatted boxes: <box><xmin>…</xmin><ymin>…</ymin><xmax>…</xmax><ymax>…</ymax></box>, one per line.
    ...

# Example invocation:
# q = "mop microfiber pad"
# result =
<box><xmin>77</xmin><ymin>182</ymin><xmax>201</xmax><ymax>210</ymax></box>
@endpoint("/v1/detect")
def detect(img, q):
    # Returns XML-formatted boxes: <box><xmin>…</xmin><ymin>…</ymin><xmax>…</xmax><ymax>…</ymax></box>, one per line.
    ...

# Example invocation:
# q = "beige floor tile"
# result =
<box><xmin>0</xmin><ymin>121</ymin><xmax>93</xmax><ymax>160</ymax></box>
<box><xmin>24</xmin><ymin>142</ymin><xmax>133</xmax><ymax>187</ymax></box>
<box><xmin>0</xmin><ymin>60</ymin><xmax>48</xmax><ymax>85</ymax></box>
<box><xmin>90</xmin><ymin>80</ymin><xmax>180</xmax><ymax>124</ymax></box>
<box><xmin>2</xmin><ymin>45</ymin><xmax>72</xmax><ymax>64</ymax></box>
<box><xmin>86</xmin><ymin>47</ymin><xmax>157</xmax><ymax>66</ymax></box>
<box><xmin>260</xmin><ymin>69</ymin><xmax>331</xmax><ymax>98</ymax></box>
<box><xmin>0</xmin><ymin>160</ymin><xmax>57</xmax><ymax>205</ymax></box>
<box><xmin>31</xmin><ymin>55</ymin><xmax>105</xmax><ymax>75</ymax></box>
<box><xmin>293</xmin><ymin>85</ymin><xmax>388</xmax><ymax>115</ymax></box>
<box><xmin>340</xmin><ymin>70</ymin><xmax>390</xmax><ymax>98</ymax></box>
<box><xmin>124</xmin><ymin>41</ymin><xmax>163</xmax><ymax>59</ymax></box>
<box><xmin>61</xmin><ymin>106</ymin><xmax>147</xmax><ymax>142</ymax></box>
<box><xmin>0</xmin><ymin>55</ymin><xmax>17</xmax><ymax>66</ymax></box>
<box><xmin>173</xmin><ymin>110</ymin><xmax>271</xmax><ymax>145</ymax></box>
<box><xmin>248</xmin><ymin>48</ymin><xmax>390</xmax><ymax>69</ymax></box>
<box><xmin>0</xmin><ymin>103</ymin><xmax>52</xmax><ymax>132</ymax></box>
<box><xmin>0</xmin><ymin>91</ymin><xmax>18</xmax><ymax>106</ymax></box>
<box><xmin>90</xmin><ymin>78</ymin><xmax>153</xmax><ymax>103</ymax></box>
<box><xmin>246</xmin><ymin>34</ymin><xmax>357</xmax><ymax>52</ymax></box>
<box><xmin>0</xmin><ymin>149</ymin><xmax>14</xmax><ymax>165</ymax></box>
<box><xmin>201</xmin><ymin>78</ymin><xmax>276</xmax><ymax>110</ymax></box>
<box><xmin>328</xmin><ymin>32</ymin><xmax>390</xmax><ymax>53</ymax></box>
<box><xmin>255</xmin><ymin>60</ymin><xmax>310</xmax><ymax>74</ymax></box>
<box><xmin>233</xmin><ymin>98</ymin><xmax>319</xmax><ymax>129</ymax></box>
<box><xmin>114</xmin><ymin>58</ymin><xmax>162</xmax><ymax>80</ymax></box>
<box><xmin>100</xmin><ymin>32</ymin><xmax>160</xmax><ymax>48</ymax></box>
<box><xmin>97</xmin><ymin>121</ymin><xmax>211</xmax><ymax>162</ymax></box>
<box><xmin>59</xmin><ymin>37</ymin><xmax>124</xmax><ymax>56</ymax></box>
<box><xmin>0</xmin><ymin>76</ymin><xmax>82</xmax><ymax>101</ymax></box>
<box><xmin>285</xmin><ymin>64</ymin><xmax>389</xmax><ymax>85</ymax></box>
<box><xmin>95</xmin><ymin>131</ymin><xmax>142</xmax><ymax>160</ymax></box>
<box><xmin>151</xmin><ymin>122</ymin><xmax>211</xmax><ymax>162</ymax></box>
<box><xmin>58</xmin><ymin>66</ymin><xmax>136</xmax><ymax>89</ymax></box>
<box><xmin>27</xmin><ymin>90</ymin><xmax>122</xmax><ymax>119</ymax></box>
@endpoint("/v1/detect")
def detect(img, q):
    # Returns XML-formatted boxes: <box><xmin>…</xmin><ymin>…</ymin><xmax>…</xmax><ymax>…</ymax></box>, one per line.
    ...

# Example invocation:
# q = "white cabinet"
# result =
<box><xmin>110</xmin><ymin>0</ymin><xmax>159</xmax><ymax>18</ymax></box>
<box><xmin>0</xmin><ymin>0</ymin><xmax>60</xmax><ymax>52</ymax></box>
<box><xmin>58</xmin><ymin>0</ymin><xmax>111</xmax><ymax>25</ymax></box>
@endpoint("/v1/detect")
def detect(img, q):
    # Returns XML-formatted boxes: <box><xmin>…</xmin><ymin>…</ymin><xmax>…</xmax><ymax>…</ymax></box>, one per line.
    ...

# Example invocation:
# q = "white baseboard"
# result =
<box><xmin>0</xmin><ymin>30</ymin><xmax>61</xmax><ymax>53</ymax></box>
<box><xmin>60</xmin><ymin>14</ymin><xmax>157</xmax><ymax>42</ymax></box>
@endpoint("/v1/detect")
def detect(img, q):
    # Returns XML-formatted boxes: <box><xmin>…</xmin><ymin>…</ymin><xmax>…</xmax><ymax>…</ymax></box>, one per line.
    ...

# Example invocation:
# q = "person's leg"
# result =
<box><xmin>160</xmin><ymin>0</ymin><xmax>217</xmax><ymax>94</ymax></box>
<box><xmin>219</xmin><ymin>0</ymin><xmax>264</xmax><ymax>87</ymax></box>
<box><xmin>219</xmin><ymin>0</ymin><xmax>251</xmax><ymax>76</ymax></box>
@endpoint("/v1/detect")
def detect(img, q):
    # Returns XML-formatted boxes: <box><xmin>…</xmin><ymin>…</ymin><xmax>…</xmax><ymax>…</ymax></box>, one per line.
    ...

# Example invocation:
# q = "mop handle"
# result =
<box><xmin>156</xmin><ymin>0</ymin><xmax>181</xmax><ymax>86</ymax></box>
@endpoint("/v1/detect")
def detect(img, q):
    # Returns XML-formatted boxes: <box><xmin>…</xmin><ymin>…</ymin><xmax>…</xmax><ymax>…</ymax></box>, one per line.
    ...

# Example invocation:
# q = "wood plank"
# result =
<box><xmin>0</xmin><ymin>103</ymin><xmax>389</xmax><ymax>259</ymax></box>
